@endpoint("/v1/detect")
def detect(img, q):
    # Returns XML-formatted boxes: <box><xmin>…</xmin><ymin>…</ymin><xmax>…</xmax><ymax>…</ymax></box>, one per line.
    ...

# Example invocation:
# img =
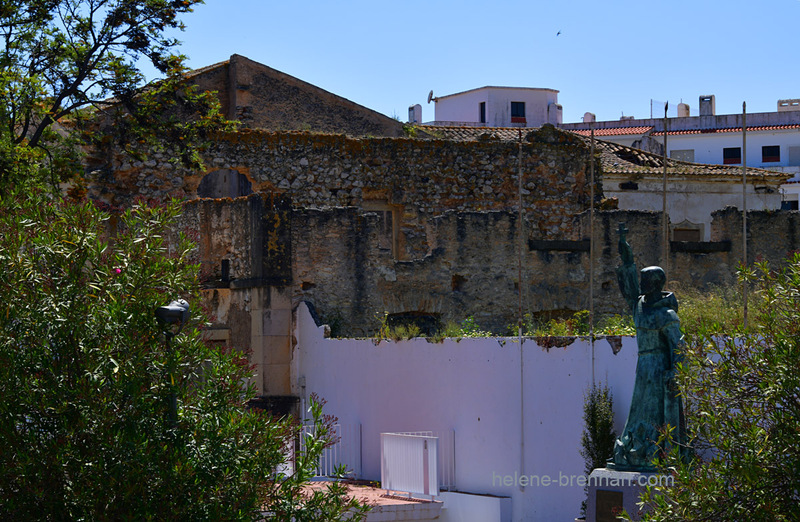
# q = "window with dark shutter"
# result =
<box><xmin>762</xmin><ymin>145</ymin><xmax>780</xmax><ymax>163</ymax></box>
<box><xmin>723</xmin><ymin>147</ymin><xmax>741</xmax><ymax>165</ymax></box>
<box><xmin>511</xmin><ymin>102</ymin><xmax>526</xmax><ymax>123</ymax></box>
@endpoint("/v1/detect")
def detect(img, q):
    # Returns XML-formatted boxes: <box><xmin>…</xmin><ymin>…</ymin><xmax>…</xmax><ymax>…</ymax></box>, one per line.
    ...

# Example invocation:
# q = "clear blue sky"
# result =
<box><xmin>148</xmin><ymin>0</ymin><xmax>800</xmax><ymax>124</ymax></box>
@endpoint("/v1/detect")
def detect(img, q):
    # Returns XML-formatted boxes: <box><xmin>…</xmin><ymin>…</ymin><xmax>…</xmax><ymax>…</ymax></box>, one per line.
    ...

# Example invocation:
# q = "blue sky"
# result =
<box><xmin>148</xmin><ymin>0</ymin><xmax>800</xmax><ymax>124</ymax></box>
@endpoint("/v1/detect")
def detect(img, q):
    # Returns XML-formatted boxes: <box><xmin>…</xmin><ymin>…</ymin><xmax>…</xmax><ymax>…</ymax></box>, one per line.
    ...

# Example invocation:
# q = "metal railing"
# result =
<box><xmin>381</xmin><ymin>432</ymin><xmax>439</xmax><ymax>497</ymax></box>
<box><xmin>394</xmin><ymin>430</ymin><xmax>455</xmax><ymax>491</ymax></box>
<box><xmin>300</xmin><ymin>423</ymin><xmax>362</xmax><ymax>479</ymax></box>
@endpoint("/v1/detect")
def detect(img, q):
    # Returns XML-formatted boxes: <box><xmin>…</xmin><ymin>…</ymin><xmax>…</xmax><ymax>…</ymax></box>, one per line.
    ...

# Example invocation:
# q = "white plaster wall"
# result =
<box><xmin>606</xmin><ymin>179</ymin><xmax>782</xmax><ymax>241</ymax></box>
<box><xmin>435</xmin><ymin>88</ymin><xmax>559</xmax><ymax>127</ymax></box>
<box><xmin>295</xmin><ymin>303</ymin><xmax>638</xmax><ymax>522</ymax></box>
<box><xmin>438</xmin><ymin>491</ymin><xmax>512</xmax><ymax>522</ymax></box>
<box><xmin>667</xmin><ymin>129</ymin><xmax>800</xmax><ymax>170</ymax></box>
<box><xmin>602</xmin><ymin>135</ymin><xmax>640</xmax><ymax>147</ymax></box>
<box><xmin>434</xmin><ymin>89</ymin><xmax>489</xmax><ymax>125</ymax></box>
<box><xmin>782</xmin><ymin>182</ymin><xmax>800</xmax><ymax>204</ymax></box>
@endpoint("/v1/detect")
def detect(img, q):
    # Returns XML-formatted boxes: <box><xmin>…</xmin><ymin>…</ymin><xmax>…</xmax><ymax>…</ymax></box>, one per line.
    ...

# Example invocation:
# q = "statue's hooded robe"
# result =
<box><xmin>611</xmin><ymin>263</ymin><xmax>685</xmax><ymax>470</ymax></box>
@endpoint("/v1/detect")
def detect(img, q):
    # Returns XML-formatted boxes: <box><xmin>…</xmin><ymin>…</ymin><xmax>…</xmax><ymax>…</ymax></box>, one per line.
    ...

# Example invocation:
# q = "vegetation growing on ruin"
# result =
<box><xmin>635</xmin><ymin>259</ymin><xmax>800</xmax><ymax>521</ymax></box>
<box><xmin>368</xmin><ymin>283</ymin><xmax>761</xmax><ymax>342</ymax></box>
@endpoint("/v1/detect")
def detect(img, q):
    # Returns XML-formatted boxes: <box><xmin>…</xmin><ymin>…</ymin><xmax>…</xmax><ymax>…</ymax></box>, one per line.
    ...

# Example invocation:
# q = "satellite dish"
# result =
<box><xmin>427</xmin><ymin>90</ymin><xmax>434</xmax><ymax>104</ymax></box>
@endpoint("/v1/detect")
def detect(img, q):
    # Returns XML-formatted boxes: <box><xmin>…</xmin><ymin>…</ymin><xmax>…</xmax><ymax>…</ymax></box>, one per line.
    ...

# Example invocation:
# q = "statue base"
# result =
<box><xmin>585</xmin><ymin>468</ymin><xmax>667</xmax><ymax>522</ymax></box>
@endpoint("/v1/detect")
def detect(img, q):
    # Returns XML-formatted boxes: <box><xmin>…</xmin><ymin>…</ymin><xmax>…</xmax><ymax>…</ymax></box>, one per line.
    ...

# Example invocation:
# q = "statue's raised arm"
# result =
<box><xmin>616</xmin><ymin>223</ymin><xmax>640</xmax><ymax>311</ymax></box>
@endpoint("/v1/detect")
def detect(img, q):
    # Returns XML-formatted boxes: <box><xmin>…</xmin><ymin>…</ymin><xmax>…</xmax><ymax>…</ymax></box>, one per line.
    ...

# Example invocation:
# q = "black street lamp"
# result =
<box><xmin>155</xmin><ymin>299</ymin><xmax>190</xmax><ymax>429</ymax></box>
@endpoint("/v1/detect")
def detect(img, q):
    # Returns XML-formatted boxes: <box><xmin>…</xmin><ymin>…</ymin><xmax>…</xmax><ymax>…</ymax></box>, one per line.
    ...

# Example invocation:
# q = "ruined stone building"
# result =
<box><xmin>85</xmin><ymin>56</ymin><xmax>797</xmax><ymax>410</ymax></box>
<box><xmin>186</xmin><ymin>54</ymin><xmax>404</xmax><ymax>137</ymax></box>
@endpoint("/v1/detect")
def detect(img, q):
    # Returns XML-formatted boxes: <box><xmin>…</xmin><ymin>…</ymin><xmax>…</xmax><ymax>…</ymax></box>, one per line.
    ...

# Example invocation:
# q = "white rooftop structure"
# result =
<box><xmin>421</xmin><ymin>86</ymin><xmax>562</xmax><ymax>128</ymax></box>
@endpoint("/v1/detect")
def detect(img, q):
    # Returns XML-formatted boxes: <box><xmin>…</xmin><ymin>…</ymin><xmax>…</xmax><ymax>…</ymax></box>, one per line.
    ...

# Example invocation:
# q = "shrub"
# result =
<box><xmin>0</xmin><ymin>193</ymin><xmax>367</xmax><ymax>520</ymax></box>
<box><xmin>580</xmin><ymin>383</ymin><xmax>616</xmax><ymax>515</ymax></box>
<box><xmin>637</xmin><ymin>257</ymin><xmax>800</xmax><ymax>521</ymax></box>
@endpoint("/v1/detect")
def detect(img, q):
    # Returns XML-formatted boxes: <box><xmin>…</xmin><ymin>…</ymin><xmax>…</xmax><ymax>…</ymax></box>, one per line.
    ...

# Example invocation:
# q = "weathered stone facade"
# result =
<box><xmin>189</xmin><ymin>54</ymin><xmax>404</xmax><ymax>136</ymax></box>
<box><xmin>87</xmin><ymin>124</ymin><xmax>800</xmax><ymax>399</ymax></box>
<box><xmin>92</xmin><ymin>126</ymin><xmax>600</xmax><ymax>254</ymax></box>
<box><xmin>179</xmin><ymin>189</ymin><xmax>799</xmax><ymax>340</ymax></box>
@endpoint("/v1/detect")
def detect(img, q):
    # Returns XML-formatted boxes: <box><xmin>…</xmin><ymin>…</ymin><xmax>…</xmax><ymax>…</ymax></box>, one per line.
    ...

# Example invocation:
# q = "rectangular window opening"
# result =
<box><xmin>670</xmin><ymin>149</ymin><xmax>695</xmax><ymax>163</ymax></box>
<box><xmin>362</xmin><ymin>200</ymin><xmax>402</xmax><ymax>260</ymax></box>
<box><xmin>788</xmin><ymin>146</ymin><xmax>800</xmax><ymax>166</ymax></box>
<box><xmin>762</xmin><ymin>145</ymin><xmax>780</xmax><ymax>163</ymax></box>
<box><xmin>673</xmin><ymin>228</ymin><xmax>702</xmax><ymax>242</ymax></box>
<box><xmin>723</xmin><ymin>147</ymin><xmax>741</xmax><ymax>165</ymax></box>
<box><xmin>479</xmin><ymin>102</ymin><xmax>486</xmax><ymax>124</ymax></box>
<box><xmin>511</xmin><ymin>101</ymin><xmax>526</xmax><ymax>124</ymax></box>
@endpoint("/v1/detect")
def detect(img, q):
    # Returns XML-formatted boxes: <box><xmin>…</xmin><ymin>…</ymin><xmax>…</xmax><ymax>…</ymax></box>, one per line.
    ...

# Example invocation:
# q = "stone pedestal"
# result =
<box><xmin>586</xmin><ymin>468</ymin><xmax>665</xmax><ymax>522</ymax></box>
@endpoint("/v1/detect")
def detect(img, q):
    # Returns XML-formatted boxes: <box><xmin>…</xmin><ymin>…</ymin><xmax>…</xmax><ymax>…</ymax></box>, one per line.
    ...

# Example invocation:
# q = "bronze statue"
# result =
<box><xmin>609</xmin><ymin>223</ymin><xmax>685</xmax><ymax>471</ymax></box>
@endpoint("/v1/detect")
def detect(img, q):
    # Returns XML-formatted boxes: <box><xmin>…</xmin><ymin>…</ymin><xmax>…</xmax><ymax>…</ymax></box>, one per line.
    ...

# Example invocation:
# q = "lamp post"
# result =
<box><xmin>155</xmin><ymin>299</ymin><xmax>190</xmax><ymax>429</ymax></box>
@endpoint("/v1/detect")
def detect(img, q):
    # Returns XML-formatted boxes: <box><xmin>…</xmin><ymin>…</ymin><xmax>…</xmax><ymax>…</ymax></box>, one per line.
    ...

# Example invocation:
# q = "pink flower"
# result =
<box><xmin>114</xmin><ymin>268</ymin><xmax>122</xmax><ymax>274</ymax></box>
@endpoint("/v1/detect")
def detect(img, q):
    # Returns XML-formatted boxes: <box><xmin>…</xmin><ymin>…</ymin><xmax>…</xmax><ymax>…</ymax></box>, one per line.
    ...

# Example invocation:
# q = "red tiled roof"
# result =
<box><xmin>652</xmin><ymin>124</ymin><xmax>800</xmax><ymax>136</ymax></box>
<box><xmin>571</xmin><ymin>126</ymin><xmax>653</xmax><ymax>137</ymax></box>
<box><xmin>420</xmin><ymin>125</ymin><xmax>788</xmax><ymax>181</ymax></box>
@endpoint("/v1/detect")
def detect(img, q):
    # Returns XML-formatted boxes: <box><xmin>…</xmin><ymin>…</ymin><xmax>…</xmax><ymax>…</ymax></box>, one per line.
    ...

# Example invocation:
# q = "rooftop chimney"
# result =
<box><xmin>583</xmin><ymin>112</ymin><xmax>596</xmax><ymax>123</ymax></box>
<box><xmin>677</xmin><ymin>103</ymin><xmax>690</xmax><ymax>117</ymax></box>
<box><xmin>408</xmin><ymin>104</ymin><xmax>422</xmax><ymax>124</ymax></box>
<box><xmin>778</xmin><ymin>99</ymin><xmax>800</xmax><ymax>112</ymax></box>
<box><xmin>699</xmin><ymin>95</ymin><xmax>715</xmax><ymax>116</ymax></box>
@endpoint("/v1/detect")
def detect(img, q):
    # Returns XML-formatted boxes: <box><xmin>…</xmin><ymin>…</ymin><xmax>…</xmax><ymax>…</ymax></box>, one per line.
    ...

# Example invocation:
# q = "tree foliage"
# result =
<box><xmin>0</xmin><ymin>192</ymin><xmax>369</xmax><ymax>520</ymax></box>
<box><xmin>580</xmin><ymin>383</ymin><xmax>616</xmax><ymax>474</ymax></box>
<box><xmin>580</xmin><ymin>382</ymin><xmax>616</xmax><ymax>515</ymax></box>
<box><xmin>0</xmin><ymin>3</ymin><xmax>370</xmax><ymax>518</ymax></box>
<box><xmin>0</xmin><ymin>0</ymin><xmax>233</xmax><ymax>190</ymax></box>
<box><xmin>638</xmin><ymin>256</ymin><xmax>800</xmax><ymax>521</ymax></box>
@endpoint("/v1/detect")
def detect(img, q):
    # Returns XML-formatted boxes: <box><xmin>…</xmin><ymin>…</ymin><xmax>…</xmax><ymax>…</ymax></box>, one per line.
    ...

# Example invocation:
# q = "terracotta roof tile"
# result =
<box><xmin>586</xmin><ymin>138</ymin><xmax>786</xmax><ymax>180</ymax></box>
<box><xmin>420</xmin><ymin>125</ymin><xmax>788</xmax><ymax>181</ymax></box>
<box><xmin>652</xmin><ymin>124</ymin><xmax>800</xmax><ymax>136</ymax></box>
<box><xmin>422</xmin><ymin>125</ymin><xmax>523</xmax><ymax>141</ymax></box>
<box><xmin>571</xmin><ymin>126</ymin><xmax>653</xmax><ymax>137</ymax></box>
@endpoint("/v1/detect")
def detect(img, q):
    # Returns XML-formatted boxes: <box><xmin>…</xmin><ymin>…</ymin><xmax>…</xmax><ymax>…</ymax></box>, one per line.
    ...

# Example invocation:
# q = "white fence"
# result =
<box><xmin>301</xmin><ymin>423</ymin><xmax>362</xmax><ymax>478</ymax></box>
<box><xmin>381</xmin><ymin>432</ymin><xmax>439</xmax><ymax>497</ymax></box>
<box><xmin>396</xmin><ymin>430</ymin><xmax>456</xmax><ymax>491</ymax></box>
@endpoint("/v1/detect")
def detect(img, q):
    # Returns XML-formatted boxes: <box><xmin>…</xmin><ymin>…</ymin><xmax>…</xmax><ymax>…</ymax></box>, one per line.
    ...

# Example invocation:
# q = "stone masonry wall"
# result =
<box><xmin>181</xmin><ymin>193</ymin><xmax>800</xmax><ymax>337</ymax></box>
<box><xmin>90</xmin><ymin>126</ymin><xmax>600</xmax><ymax>262</ymax></box>
<box><xmin>90</xmin><ymin>127</ymin><xmax>800</xmax><ymax>337</ymax></box>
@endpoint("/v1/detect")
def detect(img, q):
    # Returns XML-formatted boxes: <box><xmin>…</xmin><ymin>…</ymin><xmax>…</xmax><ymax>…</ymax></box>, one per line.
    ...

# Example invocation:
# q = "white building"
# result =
<box><xmin>421</xmin><ymin>86</ymin><xmax>562</xmax><ymax>128</ymax></box>
<box><xmin>561</xmin><ymin>95</ymin><xmax>800</xmax><ymax>209</ymax></box>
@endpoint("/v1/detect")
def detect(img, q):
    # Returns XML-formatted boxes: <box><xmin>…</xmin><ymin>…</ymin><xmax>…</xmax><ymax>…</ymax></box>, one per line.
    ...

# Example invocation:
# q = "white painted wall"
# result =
<box><xmin>666</xmin><ymin>128</ymin><xmax>800</xmax><ymax>171</ymax></box>
<box><xmin>295</xmin><ymin>303</ymin><xmax>638</xmax><ymax>522</ymax></box>
<box><xmin>782</xmin><ymin>182</ymin><xmax>800</xmax><ymax>206</ymax></box>
<box><xmin>434</xmin><ymin>87</ymin><xmax>561</xmax><ymax>127</ymax></box>
<box><xmin>434</xmin><ymin>89</ymin><xmax>489</xmax><ymax>126</ymax></box>
<box><xmin>438</xmin><ymin>492</ymin><xmax>512</xmax><ymax>522</ymax></box>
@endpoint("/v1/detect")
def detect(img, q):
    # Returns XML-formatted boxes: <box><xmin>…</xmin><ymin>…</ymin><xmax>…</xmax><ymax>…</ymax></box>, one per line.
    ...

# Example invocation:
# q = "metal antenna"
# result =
<box><xmin>662</xmin><ymin>102</ymin><xmax>669</xmax><ymax>285</ymax></box>
<box><xmin>742</xmin><ymin>102</ymin><xmax>748</xmax><ymax>329</ymax></box>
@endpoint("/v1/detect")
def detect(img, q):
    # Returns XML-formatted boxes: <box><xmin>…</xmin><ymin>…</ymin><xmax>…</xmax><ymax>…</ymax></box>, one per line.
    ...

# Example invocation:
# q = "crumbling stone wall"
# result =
<box><xmin>90</xmin><ymin>126</ymin><xmax>800</xmax><ymax>337</ymax></box>
<box><xmin>90</xmin><ymin>126</ymin><xmax>600</xmax><ymax>262</ymax></box>
<box><xmin>711</xmin><ymin>206</ymin><xmax>800</xmax><ymax>264</ymax></box>
<box><xmin>222</xmin><ymin>55</ymin><xmax>404</xmax><ymax>136</ymax></box>
<box><xmin>179</xmin><ymin>194</ymin><xmax>800</xmax><ymax>337</ymax></box>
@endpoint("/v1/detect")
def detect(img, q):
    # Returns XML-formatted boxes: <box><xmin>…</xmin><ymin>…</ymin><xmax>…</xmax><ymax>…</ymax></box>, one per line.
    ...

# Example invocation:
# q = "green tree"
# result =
<box><xmin>580</xmin><ymin>382</ymin><xmax>616</xmax><ymax>515</ymax></box>
<box><xmin>637</xmin><ymin>256</ymin><xmax>800</xmax><ymax>521</ymax></box>
<box><xmin>0</xmin><ymin>2</ymin><xmax>369</xmax><ymax>518</ymax></box>
<box><xmin>0</xmin><ymin>0</ymin><xmax>231</xmax><ymax>191</ymax></box>
<box><xmin>0</xmin><ymin>192</ymin><xmax>369</xmax><ymax>520</ymax></box>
